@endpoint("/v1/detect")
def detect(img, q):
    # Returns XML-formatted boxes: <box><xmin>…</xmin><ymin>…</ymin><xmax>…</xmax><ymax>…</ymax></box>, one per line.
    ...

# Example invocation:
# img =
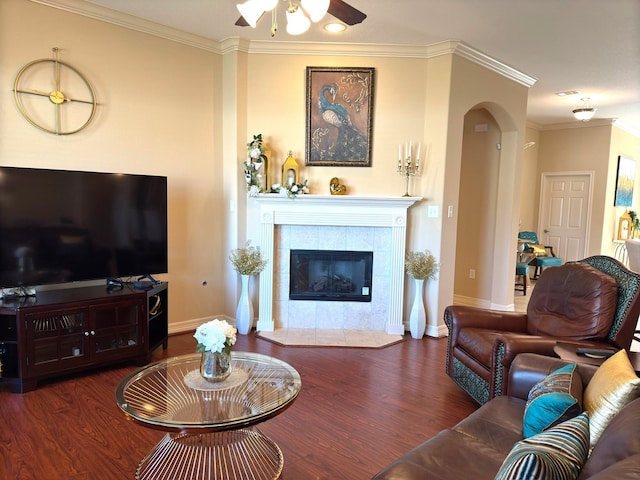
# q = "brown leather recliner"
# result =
<box><xmin>445</xmin><ymin>255</ymin><xmax>640</xmax><ymax>405</ymax></box>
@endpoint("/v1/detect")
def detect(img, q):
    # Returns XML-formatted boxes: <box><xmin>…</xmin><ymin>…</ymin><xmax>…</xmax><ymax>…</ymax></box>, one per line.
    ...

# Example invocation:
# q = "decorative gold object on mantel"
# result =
<box><xmin>329</xmin><ymin>177</ymin><xmax>347</xmax><ymax>195</ymax></box>
<box><xmin>618</xmin><ymin>210</ymin><xmax>633</xmax><ymax>240</ymax></box>
<box><xmin>281</xmin><ymin>151</ymin><xmax>299</xmax><ymax>187</ymax></box>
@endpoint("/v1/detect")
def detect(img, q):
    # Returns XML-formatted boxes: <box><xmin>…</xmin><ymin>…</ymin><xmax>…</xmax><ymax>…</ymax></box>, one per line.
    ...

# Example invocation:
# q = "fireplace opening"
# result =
<box><xmin>289</xmin><ymin>250</ymin><xmax>373</xmax><ymax>302</ymax></box>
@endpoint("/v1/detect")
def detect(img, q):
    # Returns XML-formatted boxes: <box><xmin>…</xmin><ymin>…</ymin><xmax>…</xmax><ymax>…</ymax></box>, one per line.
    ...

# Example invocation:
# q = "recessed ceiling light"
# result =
<box><xmin>555</xmin><ymin>90</ymin><xmax>580</xmax><ymax>97</ymax></box>
<box><xmin>324</xmin><ymin>22</ymin><xmax>347</xmax><ymax>33</ymax></box>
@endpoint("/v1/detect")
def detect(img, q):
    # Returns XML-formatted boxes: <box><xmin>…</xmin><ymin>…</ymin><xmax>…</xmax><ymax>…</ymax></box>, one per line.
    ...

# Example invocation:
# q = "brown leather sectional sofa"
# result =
<box><xmin>372</xmin><ymin>353</ymin><xmax>640</xmax><ymax>479</ymax></box>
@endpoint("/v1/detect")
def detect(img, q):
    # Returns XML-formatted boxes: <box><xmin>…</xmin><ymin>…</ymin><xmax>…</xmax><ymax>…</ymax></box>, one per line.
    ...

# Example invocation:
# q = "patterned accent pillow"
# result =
<box><xmin>523</xmin><ymin>363</ymin><xmax>583</xmax><ymax>438</ymax></box>
<box><xmin>495</xmin><ymin>413</ymin><xmax>590</xmax><ymax>480</ymax></box>
<box><xmin>583</xmin><ymin>349</ymin><xmax>640</xmax><ymax>446</ymax></box>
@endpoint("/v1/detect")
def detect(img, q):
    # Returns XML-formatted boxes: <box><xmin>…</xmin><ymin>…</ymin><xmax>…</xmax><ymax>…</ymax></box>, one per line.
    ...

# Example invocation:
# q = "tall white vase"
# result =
<box><xmin>235</xmin><ymin>274</ymin><xmax>253</xmax><ymax>335</ymax></box>
<box><xmin>409</xmin><ymin>278</ymin><xmax>426</xmax><ymax>339</ymax></box>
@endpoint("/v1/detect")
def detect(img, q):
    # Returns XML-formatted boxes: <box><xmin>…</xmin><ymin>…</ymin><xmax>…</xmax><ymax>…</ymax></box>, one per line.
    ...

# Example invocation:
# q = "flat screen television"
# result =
<box><xmin>0</xmin><ymin>166</ymin><xmax>168</xmax><ymax>289</ymax></box>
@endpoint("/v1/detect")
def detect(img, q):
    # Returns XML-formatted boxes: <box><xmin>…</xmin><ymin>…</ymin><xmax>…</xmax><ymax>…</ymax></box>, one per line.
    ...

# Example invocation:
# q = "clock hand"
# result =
<box><xmin>14</xmin><ymin>88</ymin><xmax>50</xmax><ymax>98</ymax></box>
<box><xmin>14</xmin><ymin>89</ymin><xmax>93</xmax><ymax>105</ymax></box>
<box><xmin>53</xmin><ymin>49</ymin><xmax>61</xmax><ymax>92</ymax></box>
<box><xmin>64</xmin><ymin>96</ymin><xmax>95</xmax><ymax>105</ymax></box>
<box><xmin>54</xmin><ymin>103</ymin><xmax>60</xmax><ymax>135</ymax></box>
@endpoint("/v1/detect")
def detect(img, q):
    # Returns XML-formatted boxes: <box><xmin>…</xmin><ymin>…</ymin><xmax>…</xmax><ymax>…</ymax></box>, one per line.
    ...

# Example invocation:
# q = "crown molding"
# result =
<box><xmin>540</xmin><ymin>118</ymin><xmax>617</xmax><ymax>131</ymax></box>
<box><xmin>613</xmin><ymin>120</ymin><xmax>640</xmax><ymax>138</ymax></box>
<box><xmin>32</xmin><ymin>1</ymin><xmax>535</xmax><ymax>88</ymax></box>
<box><xmin>451</xmin><ymin>41</ymin><xmax>537</xmax><ymax>88</ymax></box>
<box><xmin>30</xmin><ymin>0</ymin><xmax>220</xmax><ymax>53</ymax></box>
<box><xmin>243</xmin><ymin>39</ymin><xmax>432</xmax><ymax>58</ymax></box>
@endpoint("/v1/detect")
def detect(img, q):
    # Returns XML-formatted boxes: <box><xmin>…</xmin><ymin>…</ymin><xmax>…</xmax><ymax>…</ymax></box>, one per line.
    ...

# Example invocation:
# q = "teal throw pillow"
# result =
<box><xmin>495</xmin><ymin>412</ymin><xmax>590</xmax><ymax>480</ymax></box>
<box><xmin>523</xmin><ymin>363</ymin><xmax>583</xmax><ymax>438</ymax></box>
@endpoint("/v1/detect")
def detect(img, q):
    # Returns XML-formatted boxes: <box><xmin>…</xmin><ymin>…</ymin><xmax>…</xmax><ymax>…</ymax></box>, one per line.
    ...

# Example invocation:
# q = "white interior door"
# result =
<box><xmin>538</xmin><ymin>172</ymin><xmax>593</xmax><ymax>262</ymax></box>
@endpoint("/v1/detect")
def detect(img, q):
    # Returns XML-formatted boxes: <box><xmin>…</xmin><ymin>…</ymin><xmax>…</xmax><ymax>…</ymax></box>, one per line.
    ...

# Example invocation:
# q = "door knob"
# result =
<box><xmin>544</xmin><ymin>229</ymin><xmax>550</xmax><ymax>233</ymax></box>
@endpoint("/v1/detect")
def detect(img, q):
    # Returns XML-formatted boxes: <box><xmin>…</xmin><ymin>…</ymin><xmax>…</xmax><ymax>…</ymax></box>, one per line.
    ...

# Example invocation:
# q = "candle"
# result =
<box><xmin>416</xmin><ymin>142</ymin><xmax>421</xmax><ymax>161</ymax></box>
<box><xmin>409</xmin><ymin>141</ymin><xmax>413</xmax><ymax>159</ymax></box>
<box><xmin>398</xmin><ymin>144</ymin><xmax>402</xmax><ymax>161</ymax></box>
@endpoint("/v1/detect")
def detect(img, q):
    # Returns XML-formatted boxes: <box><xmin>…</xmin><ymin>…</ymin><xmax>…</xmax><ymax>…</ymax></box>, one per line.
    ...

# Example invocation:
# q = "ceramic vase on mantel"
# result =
<box><xmin>409</xmin><ymin>278</ymin><xmax>427</xmax><ymax>339</ymax></box>
<box><xmin>200</xmin><ymin>350</ymin><xmax>232</xmax><ymax>382</ymax></box>
<box><xmin>235</xmin><ymin>274</ymin><xmax>254</xmax><ymax>335</ymax></box>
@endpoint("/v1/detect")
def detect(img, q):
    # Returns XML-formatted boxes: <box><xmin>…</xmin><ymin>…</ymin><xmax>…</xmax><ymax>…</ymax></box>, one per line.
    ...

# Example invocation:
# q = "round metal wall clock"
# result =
<box><xmin>12</xmin><ymin>48</ymin><xmax>97</xmax><ymax>135</ymax></box>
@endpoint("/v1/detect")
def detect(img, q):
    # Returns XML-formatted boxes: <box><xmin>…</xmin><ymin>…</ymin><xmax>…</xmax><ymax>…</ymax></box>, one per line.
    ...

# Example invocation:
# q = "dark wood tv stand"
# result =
<box><xmin>0</xmin><ymin>282</ymin><xmax>168</xmax><ymax>393</ymax></box>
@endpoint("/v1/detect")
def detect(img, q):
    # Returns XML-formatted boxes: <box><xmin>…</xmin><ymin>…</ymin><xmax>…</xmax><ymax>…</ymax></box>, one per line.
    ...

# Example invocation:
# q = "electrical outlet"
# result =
<box><xmin>469</xmin><ymin>269</ymin><xmax>476</xmax><ymax>279</ymax></box>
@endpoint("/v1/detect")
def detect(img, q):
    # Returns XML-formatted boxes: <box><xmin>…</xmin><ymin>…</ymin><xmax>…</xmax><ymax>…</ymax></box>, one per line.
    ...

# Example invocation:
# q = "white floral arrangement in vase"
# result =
<box><xmin>193</xmin><ymin>319</ymin><xmax>237</xmax><ymax>354</ymax></box>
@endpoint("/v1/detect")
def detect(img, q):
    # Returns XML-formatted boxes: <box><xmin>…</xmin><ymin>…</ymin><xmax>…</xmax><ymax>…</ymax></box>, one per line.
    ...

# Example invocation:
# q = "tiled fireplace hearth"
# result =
<box><xmin>255</xmin><ymin>195</ymin><xmax>420</xmax><ymax>335</ymax></box>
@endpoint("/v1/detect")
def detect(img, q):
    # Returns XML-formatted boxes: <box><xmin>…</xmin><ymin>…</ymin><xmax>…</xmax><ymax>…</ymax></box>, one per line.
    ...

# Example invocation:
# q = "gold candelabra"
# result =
<box><xmin>397</xmin><ymin>141</ymin><xmax>421</xmax><ymax>197</ymax></box>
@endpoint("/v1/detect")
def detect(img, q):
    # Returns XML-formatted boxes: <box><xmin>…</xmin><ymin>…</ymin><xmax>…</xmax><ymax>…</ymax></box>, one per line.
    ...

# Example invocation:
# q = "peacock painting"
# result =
<box><xmin>306</xmin><ymin>67</ymin><xmax>374</xmax><ymax>166</ymax></box>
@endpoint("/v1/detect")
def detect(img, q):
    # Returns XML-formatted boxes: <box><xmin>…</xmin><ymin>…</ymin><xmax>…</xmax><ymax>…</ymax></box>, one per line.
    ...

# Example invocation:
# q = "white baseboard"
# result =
<box><xmin>426</xmin><ymin>323</ymin><xmax>448</xmax><ymax>337</ymax></box>
<box><xmin>452</xmin><ymin>294</ymin><xmax>491</xmax><ymax>309</ymax></box>
<box><xmin>168</xmin><ymin>314</ymin><xmax>234</xmax><ymax>335</ymax></box>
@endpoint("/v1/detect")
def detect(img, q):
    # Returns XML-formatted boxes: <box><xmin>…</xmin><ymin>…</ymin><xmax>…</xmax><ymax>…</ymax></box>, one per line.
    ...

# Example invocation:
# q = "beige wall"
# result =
<box><xmin>1</xmin><ymin>0</ymin><xmax>223</xmax><ymax>327</ymax></box>
<box><xmin>519</xmin><ymin>127</ymin><xmax>541</xmax><ymax>231</ymax></box>
<box><xmin>455</xmin><ymin>109</ymin><xmax>501</xmax><ymax>301</ymax></box>
<box><xmin>2</xmin><ymin>0</ymin><xmax>551</xmax><ymax>335</ymax></box>
<box><xmin>441</xmin><ymin>55</ymin><xmax>528</xmax><ymax>315</ymax></box>
<box><xmin>609</xmin><ymin>126</ymin><xmax>640</xmax><ymax>250</ymax></box>
<box><xmin>519</xmin><ymin>122</ymin><xmax>640</xmax><ymax>263</ymax></box>
<box><xmin>537</xmin><ymin>124</ymin><xmax>612</xmax><ymax>257</ymax></box>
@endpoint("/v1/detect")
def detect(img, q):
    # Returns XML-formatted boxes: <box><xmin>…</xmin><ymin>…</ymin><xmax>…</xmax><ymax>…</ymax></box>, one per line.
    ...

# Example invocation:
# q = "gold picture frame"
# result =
<box><xmin>305</xmin><ymin>66</ymin><xmax>375</xmax><ymax>167</ymax></box>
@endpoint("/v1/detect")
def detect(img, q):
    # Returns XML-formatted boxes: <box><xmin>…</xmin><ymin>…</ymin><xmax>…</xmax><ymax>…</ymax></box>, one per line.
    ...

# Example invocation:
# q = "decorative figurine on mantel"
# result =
<box><xmin>281</xmin><ymin>150</ymin><xmax>299</xmax><ymax>187</ymax></box>
<box><xmin>329</xmin><ymin>177</ymin><xmax>347</xmax><ymax>195</ymax></box>
<box><xmin>269</xmin><ymin>150</ymin><xmax>309</xmax><ymax>198</ymax></box>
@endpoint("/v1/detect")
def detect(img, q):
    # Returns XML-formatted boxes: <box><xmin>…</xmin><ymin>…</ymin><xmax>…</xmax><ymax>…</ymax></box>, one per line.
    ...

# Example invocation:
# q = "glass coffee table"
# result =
<box><xmin>115</xmin><ymin>352</ymin><xmax>302</xmax><ymax>480</ymax></box>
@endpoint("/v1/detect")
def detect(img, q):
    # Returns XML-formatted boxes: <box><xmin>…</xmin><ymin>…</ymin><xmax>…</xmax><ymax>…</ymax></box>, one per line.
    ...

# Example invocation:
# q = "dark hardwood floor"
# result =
<box><xmin>0</xmin><ymin>331</ymin><xmax>478</xmax><ymax>479</ymax></box>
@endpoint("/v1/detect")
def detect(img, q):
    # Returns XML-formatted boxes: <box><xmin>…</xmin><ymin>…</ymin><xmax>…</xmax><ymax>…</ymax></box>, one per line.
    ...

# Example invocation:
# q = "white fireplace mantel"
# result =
<box><xmin>255</xmin><ymin>194</ymin><xmax>421</xmax><ymax>334</ymax></box>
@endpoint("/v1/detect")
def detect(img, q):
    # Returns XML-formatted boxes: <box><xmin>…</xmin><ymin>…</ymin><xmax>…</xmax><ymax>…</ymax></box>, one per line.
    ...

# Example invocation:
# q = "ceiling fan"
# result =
<box><xmin>235</xmin><ymin>0</ymin><xmax>366</xmax><ymax>34</ymax></box>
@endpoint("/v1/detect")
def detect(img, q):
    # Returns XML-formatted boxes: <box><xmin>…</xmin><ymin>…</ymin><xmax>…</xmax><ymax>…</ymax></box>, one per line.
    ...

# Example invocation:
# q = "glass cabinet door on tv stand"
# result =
<box><xmin>24</xmin><ymin>306</ymin><xmax>88</xmax><ymax>373</ymax></box>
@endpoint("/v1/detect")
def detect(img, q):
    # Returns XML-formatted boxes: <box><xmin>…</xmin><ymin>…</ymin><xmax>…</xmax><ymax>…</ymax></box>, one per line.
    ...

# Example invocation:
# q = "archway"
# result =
<box><xmin>453</xmin><ymin>103</ymin><xmax>521</xmax><ymax>310</ymax></box>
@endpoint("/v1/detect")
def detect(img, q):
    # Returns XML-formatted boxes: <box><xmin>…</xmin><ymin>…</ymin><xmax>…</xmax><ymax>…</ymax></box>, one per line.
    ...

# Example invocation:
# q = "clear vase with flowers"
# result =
<box><xmin>193</xmin><ymin>319</ymin><xmax>237</xmax><ymax>382</ymax></box>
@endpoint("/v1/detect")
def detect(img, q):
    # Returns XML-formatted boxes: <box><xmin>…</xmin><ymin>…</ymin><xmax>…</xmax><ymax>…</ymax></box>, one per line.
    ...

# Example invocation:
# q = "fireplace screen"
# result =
<box><xmin>289</xmin><ymin>250</ymin><xmax>373</xmax><ymax>302</ymax></box>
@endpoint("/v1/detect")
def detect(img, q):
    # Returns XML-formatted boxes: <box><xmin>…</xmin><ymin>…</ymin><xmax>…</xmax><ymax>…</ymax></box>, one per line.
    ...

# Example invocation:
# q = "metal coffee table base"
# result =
<box><xmin>136</xmin><ymin>427</ymin><xmax>284</xmax><ymax>480</ymax></box>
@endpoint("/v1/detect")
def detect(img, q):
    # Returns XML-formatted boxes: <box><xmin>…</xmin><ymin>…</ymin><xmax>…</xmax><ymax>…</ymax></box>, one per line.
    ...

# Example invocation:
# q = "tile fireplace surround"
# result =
<box><xmin>254</xmin><ymin>195</ymin><xmax>420</xmax><ymax>335</ymax></box>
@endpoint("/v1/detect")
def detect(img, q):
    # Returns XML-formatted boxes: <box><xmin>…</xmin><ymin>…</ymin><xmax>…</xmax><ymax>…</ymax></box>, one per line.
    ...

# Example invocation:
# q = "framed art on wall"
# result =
<box><xmin>305</xmin><ymin>66</ymin><xmax>375</xmax><ymax>167</ymax></box>
<box><xmin>614</xmin><ymin>155</ymin><xmax>636</xmax><ymax>207</ymax></box>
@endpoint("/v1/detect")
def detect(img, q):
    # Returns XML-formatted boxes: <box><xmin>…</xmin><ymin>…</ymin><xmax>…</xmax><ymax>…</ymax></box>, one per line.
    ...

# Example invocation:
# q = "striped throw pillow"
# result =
<box><xmin>495</xmin><ymin>413</ymin><xmax>589</xmax><ymax>480</ymax></box>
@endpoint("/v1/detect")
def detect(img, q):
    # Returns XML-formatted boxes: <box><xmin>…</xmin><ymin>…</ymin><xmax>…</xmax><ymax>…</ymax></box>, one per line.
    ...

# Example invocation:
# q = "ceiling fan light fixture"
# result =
<box><xmin>324</xmin><ymin>22</ymin><xmax>347</xmax><ymax>33</ymax></box>
<box><xmin>286</xmin><ymin>3</ymin><xmax>310</xmax><ymax>35</ymax></box>
<box><xmin>572</xmin><ymin>97</ymin><xmax>597</xmax><ymax>122</ymax></box>
<box><xmin>301</xmin><ymin>0</ymin><xmax>330</xmax><ymax>22</ymax></box>
<box><xmin>237</xmin><ymin>0</ymin><xmax>264</xmax><ymax>28</ymax></box>
<box><xmin>259</xmin><ymin>0</ymin><xmax>279</xmax><ymax>10</ymax></box>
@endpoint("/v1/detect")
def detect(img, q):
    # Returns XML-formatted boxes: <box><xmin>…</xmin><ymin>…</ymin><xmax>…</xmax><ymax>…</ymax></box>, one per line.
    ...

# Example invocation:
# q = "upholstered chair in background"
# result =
<box><xmin>445</xmin><ymin>256</ymin><xmax>640</xmax><ymax>405</ymax></box>
<box><xmin>518</xmin><ymin>231</ymin><xmax>563</xmax><ymax>278</ymax></box>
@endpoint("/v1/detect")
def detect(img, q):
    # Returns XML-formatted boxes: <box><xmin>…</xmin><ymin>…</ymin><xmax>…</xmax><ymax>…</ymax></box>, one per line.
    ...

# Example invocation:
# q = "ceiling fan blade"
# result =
<box><xmin>327</xmin><ymin>0</ymin><xmax>366</xmax><ymax>26</ymax></box>
<box><xmin>235</xmin><ymin>11</ymin><xmax>265</xmax><ymax>27</ymax></box>
<box><xmin>235</xmin><ymin>16</ymin><xmax>250</xmax><ymax>27</ymax></box>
